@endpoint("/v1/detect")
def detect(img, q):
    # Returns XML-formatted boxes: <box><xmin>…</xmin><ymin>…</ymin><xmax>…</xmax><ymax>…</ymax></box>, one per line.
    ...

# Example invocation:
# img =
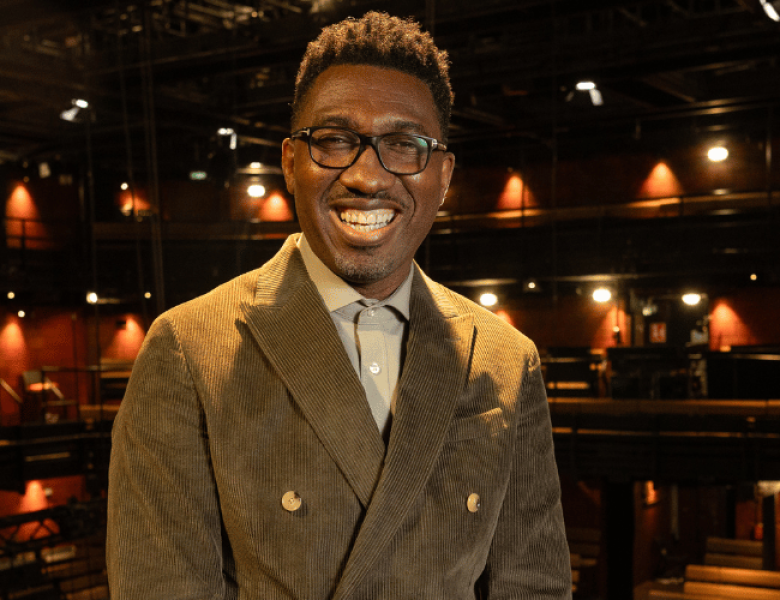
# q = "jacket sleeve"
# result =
<box><xmin>106</xmin><ymin>316</ymin><xmax>234</xmax><ymax>600</ymax></box>
<box><xmin>478</xmin><ymin>348</ymin><xmax>572</xmax><ymax>599</ymax></box>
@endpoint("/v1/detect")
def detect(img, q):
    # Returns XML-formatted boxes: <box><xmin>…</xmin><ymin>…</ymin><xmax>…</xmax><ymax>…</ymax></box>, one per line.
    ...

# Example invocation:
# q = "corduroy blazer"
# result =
<box><xmin>106</xmin><ymin>234</ymin><xmax>571</xmax><ymax>600</ymax></box>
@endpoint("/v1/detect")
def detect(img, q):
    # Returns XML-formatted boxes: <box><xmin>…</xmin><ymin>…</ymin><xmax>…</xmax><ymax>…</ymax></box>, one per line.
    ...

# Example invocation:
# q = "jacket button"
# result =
<box><xmin>467</xmin><ymin>493</ymin><xmax>481</xmax><ymax>513</ymax></box>
<box><xmin>282</xmin><ymin>491</ymin><xmax>302</xmax><ymax>512</ymax></box>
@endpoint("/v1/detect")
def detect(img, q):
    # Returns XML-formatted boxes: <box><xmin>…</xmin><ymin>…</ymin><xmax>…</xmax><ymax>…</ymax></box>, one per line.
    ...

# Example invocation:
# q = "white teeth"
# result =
<box><xmin>339</xmin><ymin>209</ymin><xmax>395</xmax><ymax>232</ymax></box>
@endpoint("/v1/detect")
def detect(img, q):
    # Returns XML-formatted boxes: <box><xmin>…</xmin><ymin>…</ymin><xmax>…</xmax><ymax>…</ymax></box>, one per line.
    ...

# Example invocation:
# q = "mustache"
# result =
<box><xmin>327</xmin><ymin>189</ymin><xmax>408</xmax><ymax>209</ymax></box>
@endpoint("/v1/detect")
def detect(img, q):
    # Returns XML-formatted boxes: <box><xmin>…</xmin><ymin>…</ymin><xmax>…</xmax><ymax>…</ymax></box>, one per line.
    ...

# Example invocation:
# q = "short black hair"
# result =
<box><xmin>292</xmin><ymin>11</ymin><xmax>453</xmax><ymax>140</ymax></box>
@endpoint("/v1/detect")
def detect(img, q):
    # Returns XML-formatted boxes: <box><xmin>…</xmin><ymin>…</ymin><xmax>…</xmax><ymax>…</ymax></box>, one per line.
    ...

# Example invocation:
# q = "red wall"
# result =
<box><xmin>0</xmin><ymin>308</ymin><xmax>146</xmax><ymax>425</ymax></box>
<box><xmin>710</xmin><ymin>288</ymin><xmax>780</xmax><ymax>350</ymax></box>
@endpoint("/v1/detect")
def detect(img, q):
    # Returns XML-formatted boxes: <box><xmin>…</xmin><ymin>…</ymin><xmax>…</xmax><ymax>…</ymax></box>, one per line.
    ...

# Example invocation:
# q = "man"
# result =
<box><xmin>107</xmin><ymin>12</ymin><xmax>571</xmax><ymax>600</ymax></box>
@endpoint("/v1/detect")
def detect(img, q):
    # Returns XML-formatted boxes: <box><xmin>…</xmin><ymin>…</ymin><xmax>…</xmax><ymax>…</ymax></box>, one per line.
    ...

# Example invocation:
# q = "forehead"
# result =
<box><xmin>296</xmin><ymin>64</ymin><xmax>441</xmax><ymax>137</ymax></box>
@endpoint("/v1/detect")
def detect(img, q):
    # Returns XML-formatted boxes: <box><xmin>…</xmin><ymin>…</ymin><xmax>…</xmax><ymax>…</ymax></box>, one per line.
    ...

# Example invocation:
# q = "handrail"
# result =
<box><xmin>0</xmin><ymin>378</ymin><xmax>22</xmax><ymax>404</ymax></box>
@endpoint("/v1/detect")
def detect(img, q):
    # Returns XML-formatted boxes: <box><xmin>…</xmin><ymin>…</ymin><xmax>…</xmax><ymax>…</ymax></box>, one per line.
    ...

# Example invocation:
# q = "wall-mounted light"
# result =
<box><xmin>7</xmin><ymin>291</ymin><xmax>15</xmax><ymax>300</ymax></box>
<box><xmin>707</xmin><ymin>146</ymin><xmax>728</xmax><ymax>162</ymax></box>
<box><xmin>750</xmin><ymin>273</ymin><xmax>758</xmax><ymax>281</ymax></box>
<box><xmin>593</xmin><ymin>287</ymin><xmax>612</xmax><ymax>303</ymax></box>
<box><xmin>144</xmin><ymin>291</ymin><xmax>152</xmax><ymax>299</ymax></box>
<box><xmin>682</xmin><ymin>293</ymin><xmax>702</xmax><ymax>306</ymax></box>
<box><xmin>86</xmin><ymin>292</ymin><xmax>98</xmax><ymax>304</ymax></box>
<box><xmin>760</xmin><ymin>0</ymin><xmax>780</xmax><ymax>21</ymax></box>
<box><xmin>18</xmin><ymin>310</ymin><xmax>26</xmax><ymax>318</ymax></box>
<box><xmin>247</xmin><ymin>184</ymin><xmax>266</xmax><ymax>198</ymax></box>
<box><xmin>120</xmin><ymin>182</ymin><xmax>129</xmax><ymax>190</ymax></box>
<box><xmin>479</xmin><ymin>293</ymin><xmax>498</xmax><ymax>308</ymax></box>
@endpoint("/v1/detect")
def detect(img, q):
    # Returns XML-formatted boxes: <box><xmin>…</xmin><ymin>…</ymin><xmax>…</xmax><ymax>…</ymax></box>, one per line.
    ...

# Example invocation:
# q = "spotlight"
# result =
<box><xmin>18</xmin><ymin>310</ymin><xmax>26</xmax><ymax>318</ymax></box>
<box><xmin>87</xmin><ymin>292</ymin><xmax>98</xmax><ymax>304</ymax></box>
<box><xmin>144</xmin><ymin>292</ymin><xmax>152</xmax><ymax>299</ymax></box>
<box><xmin>750</xmin><ymin>273</ymin><xmax>758</xmax><ymax>281</ymax></box>
<box><xmin>60</xmin><ymin>99</ymin><xmax>90</xmax><ymax>122</ymax></box>
<box><xmin>708</xmin><ymin>146</ymin><xmax>728</xmax><ymax>162</ymax></box>
<box><xmin>121</xmin><ymin>182</ymin><xmax>129</xmax><ymax>190</ymax></box>
<box><xmin>682</xmin><ymin>293</ymin><xmax>702</xmax><ymax>306</ymax></box>
<box><xmin>7</xmin><ymin>291</ymin><xmax>15</xmax><ymax>300</ymax></box>
<box><xmin>760</xmin><ymin>0</ymin><xmax>780</xmax><ymax>21</ymax></box>
<box><xmin>479</xmin><ymin>293</ymin><xmax>498</xmax><ymax>308</ymax></box>
<box><xmin>60</xmin><ymin>107</ymin><xmax>80</xmax><ymax>122</ymax></box>
<box><xmin>218</xmin><ymin>127</ymin><xmax>237</xmax><ymax>150</ymax></box>
<box><xmin>576</xmin><ymin>81</ymin><xmax>596</xmax><ymax>91</ymax></box>
<box><xmin>592</xmin><ymin>287</ymin><xmax>612</xmax><ymax>303</ymax></box>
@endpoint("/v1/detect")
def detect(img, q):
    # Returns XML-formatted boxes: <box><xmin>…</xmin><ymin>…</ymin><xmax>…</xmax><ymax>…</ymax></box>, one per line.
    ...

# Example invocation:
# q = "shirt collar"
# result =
<box><xmin>297</xmin><ymin>233</ymin><xmax>412</xmax><ymax>320</ymax></box>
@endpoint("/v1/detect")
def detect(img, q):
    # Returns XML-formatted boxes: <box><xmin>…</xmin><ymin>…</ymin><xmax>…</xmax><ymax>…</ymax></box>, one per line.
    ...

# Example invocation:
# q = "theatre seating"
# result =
<box><xmin>567</xmin><ymin>527</ymin><xmax>600</xmax><ymax>596</ymax></box>
<box><xmin>704</xmin><ymin>537</ymin><xmax>764</xmax><ymax>570</ymax></box>
<box><xmin>644</xmin><ymin>564</ymin><xmax>780</xmax><ymax>599</ymax></box>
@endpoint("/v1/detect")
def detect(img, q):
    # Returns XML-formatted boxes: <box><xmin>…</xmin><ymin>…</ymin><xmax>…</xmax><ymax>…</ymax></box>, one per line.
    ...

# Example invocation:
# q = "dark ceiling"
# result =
<box><xmin>2</xmin><ymin>0</ymin><xmax>780</xmax><ymax>178</ymax></box>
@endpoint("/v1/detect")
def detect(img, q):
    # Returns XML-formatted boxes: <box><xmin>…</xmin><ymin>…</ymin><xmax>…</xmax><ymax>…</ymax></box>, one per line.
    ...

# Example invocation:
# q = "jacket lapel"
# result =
<box><xmin>333</xmin><ymin>268</ymin><xmax>475</xmax><ymax>600</ymax></box>
<box><xmin>239</xmin><ymin>237</ymin><xmax>386</xmax><ymax>507</ymax></box>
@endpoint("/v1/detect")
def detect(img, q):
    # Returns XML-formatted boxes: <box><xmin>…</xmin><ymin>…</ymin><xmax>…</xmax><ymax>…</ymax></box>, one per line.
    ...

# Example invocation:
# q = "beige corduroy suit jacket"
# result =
<box><xmin>106</xmin><ymin>234</ymin><xmax>571</xmax><ymax>600</ymax></box>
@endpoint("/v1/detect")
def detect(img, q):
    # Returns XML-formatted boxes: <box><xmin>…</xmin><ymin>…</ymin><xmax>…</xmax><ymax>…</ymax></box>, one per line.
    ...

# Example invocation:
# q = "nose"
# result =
<box><xmin>338</xmin><ymin>144</ymin><xmax>396</xmax><ymax>195</ymax></box>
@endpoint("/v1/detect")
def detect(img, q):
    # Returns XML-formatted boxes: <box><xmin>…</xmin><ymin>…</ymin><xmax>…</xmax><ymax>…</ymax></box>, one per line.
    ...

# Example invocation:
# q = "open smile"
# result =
<box><xmin>338</xmin><ymin>208</ymin><xmax>396</xmax><ymax>233</ymax></box>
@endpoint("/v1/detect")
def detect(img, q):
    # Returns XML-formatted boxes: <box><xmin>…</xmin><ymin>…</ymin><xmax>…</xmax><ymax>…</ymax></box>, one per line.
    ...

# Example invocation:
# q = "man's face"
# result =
<box><xmin>282</xmin><ymin>64</ymin><xmax>455</xmax><ymax>300</ymax></box>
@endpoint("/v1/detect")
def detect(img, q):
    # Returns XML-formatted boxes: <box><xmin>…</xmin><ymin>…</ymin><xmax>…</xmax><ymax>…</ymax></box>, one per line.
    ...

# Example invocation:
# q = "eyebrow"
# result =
<box><xmin>315</xmin><ymin>115</ymin><xmax>429</xmax><ymax>136</ymax></box>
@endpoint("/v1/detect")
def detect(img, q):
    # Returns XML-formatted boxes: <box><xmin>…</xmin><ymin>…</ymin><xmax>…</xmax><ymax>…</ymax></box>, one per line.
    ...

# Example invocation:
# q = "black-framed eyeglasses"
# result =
<box><xmin>290</xmin><ymin>126</ymin><xmax>447</xmax><ymax>176</ymax></box>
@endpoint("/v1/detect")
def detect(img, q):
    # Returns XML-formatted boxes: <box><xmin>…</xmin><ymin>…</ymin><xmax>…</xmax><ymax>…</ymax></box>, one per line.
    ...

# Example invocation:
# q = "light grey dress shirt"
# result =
<box><xmin>297</xmin><ymin>235</ymin><xmax>412</xmax><ymax>441</ymax></box>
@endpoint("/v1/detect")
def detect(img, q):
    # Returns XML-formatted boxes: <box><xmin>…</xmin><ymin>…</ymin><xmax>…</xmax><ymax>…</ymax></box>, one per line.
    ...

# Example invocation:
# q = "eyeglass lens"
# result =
<box><xmin>308</xmin><ymin>128</ymin><xmax>430</xmax><ymax>174</ymax></box>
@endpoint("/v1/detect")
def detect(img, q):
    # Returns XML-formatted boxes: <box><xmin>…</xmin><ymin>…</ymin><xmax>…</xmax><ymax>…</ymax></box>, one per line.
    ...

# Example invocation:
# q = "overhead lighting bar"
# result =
<box><xmin>574</xmin><ymin>81</ymin><xmax>603</xmax><ymax>106</ymax></box>
<box><xmin>218</xmin><ymin>127</ymin><xmax>237</xmax><ymax>150</ymax></box>
<box><xmin>588</xmin><ymin>88</ymin><xmax>604</xmax><ymax>106</ymax></box>
<box><xmin>760</xmin><ymin>0</ymin><xmax>780</xmax><ymax>21</ymax></box>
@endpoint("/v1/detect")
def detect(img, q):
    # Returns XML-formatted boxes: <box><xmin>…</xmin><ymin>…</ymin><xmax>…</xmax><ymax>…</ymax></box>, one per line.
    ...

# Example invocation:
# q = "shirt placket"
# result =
<box><xmin>356</xmin><ymin>303</ymin><xmax>392</xmax><ymax>436</ymax></box>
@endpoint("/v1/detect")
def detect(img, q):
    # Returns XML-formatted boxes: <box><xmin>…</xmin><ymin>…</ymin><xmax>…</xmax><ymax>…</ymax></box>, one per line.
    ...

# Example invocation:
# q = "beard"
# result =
<box><xmin>332</xmin><ymin>246</ymin><xmax>396</xmax><ymax>285</ymax></box>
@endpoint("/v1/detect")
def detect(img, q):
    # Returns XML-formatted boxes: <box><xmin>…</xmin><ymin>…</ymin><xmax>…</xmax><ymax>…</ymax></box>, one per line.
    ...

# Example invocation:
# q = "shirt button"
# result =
<box><xmin>369</xmin><ymin>362</ymin><xmax>381</xmax><ymax>375</ymax></box>
<box><xmin>467</xmin><ymin>493</ymin><xmax>481</xmax><ymax>513</ymax></box>
<box><xmin>282</xmin><ymin>491</ymin><xmax>302</xmax><ymax>512</ymax></box>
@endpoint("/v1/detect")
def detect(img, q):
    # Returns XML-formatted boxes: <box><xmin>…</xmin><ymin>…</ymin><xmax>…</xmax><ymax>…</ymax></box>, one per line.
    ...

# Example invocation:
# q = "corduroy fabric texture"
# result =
<box><xmin>106</xmin><ymin>234</ymin><xmax>572</xmax><ymax>600</ymax></box>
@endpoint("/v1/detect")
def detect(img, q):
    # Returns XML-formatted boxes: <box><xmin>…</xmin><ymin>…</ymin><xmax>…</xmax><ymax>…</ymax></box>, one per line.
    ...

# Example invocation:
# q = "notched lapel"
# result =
<box><xmin>239</xmin><ymin>243</ymin><xmax>385</xmax><ymax>508</ymax></box>
<box><xmin>332</xmin><ymin>270</ymin><xmax>475</xmax><ymax>600</ymax></box>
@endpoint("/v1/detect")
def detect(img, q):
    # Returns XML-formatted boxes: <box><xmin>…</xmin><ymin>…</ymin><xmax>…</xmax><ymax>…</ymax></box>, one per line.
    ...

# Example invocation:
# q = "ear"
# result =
<box><xmin>281</xmin><ymin>138</ymin><xmax>295</xmax><ymax>195</ymax></box>
<box><xmin>438</xmin><ymin>151</ymin><xmax>455</xmax><ymax>203</ymax></box>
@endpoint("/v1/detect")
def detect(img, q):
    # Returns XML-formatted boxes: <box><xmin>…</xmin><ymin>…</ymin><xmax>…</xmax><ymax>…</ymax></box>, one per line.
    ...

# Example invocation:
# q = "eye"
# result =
<box><xmin>312</xmin><ymin>129</ymin><xmax>358</xmax><ymax>149</ymax></box>
<box><xmin>383</xmin><ymin>134</ymin><xmax>426</xmax><ymax>154</ymax></box>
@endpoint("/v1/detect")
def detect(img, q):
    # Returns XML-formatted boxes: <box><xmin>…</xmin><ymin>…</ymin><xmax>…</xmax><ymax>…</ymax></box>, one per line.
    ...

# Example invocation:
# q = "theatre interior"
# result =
<box><xmin>1</xmin><ymin>0</ymin><xmax>780</xmax><ymax>598</ymax></box>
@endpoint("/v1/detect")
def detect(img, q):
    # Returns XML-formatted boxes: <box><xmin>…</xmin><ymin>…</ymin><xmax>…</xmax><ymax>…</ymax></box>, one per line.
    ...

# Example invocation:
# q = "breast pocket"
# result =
<box><xmin>448</xmin><ymin>407</ymin><xmax>508</xmax><ymax>442</ymax></box>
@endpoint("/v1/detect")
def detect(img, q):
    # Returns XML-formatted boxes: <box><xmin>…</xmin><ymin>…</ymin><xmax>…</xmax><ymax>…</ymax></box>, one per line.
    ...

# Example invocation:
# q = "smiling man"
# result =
<box><xmin>107</xmin><ymin>12</ymin><xmax>571</xmax><ymax>600</ymax></box>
